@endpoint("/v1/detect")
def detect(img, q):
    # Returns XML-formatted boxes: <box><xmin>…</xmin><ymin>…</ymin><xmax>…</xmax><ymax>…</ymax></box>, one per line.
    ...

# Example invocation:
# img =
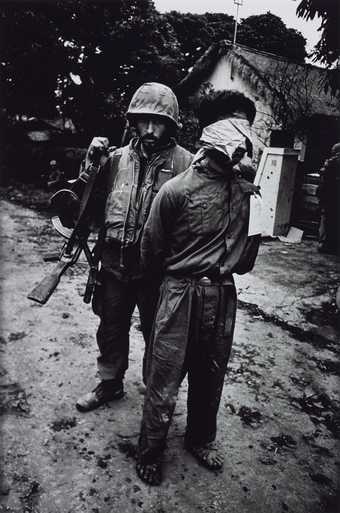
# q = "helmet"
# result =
<box><xmin>127</xmin><ymin>82</ymin><xmax>179</xmax><ymax>128</ymax></box>
<box><xmin>331</xmin><ymin>142</ymin><xmax>340</xmax><ymax>156</ymax></box>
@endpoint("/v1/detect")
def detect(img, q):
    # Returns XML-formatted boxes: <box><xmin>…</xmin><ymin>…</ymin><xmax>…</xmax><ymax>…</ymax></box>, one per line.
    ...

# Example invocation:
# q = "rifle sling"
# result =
<box><xmin>65</xmin><ymin>163</ymin><xmax>101</xmax><ymax>253</ymax></box>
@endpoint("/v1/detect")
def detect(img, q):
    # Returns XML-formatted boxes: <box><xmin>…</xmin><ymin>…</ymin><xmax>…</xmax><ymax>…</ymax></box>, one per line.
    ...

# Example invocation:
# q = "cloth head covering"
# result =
<box><xmin>200</xmin><ymin>118</ymin><xmax>252</xmax><ymax>163</ymax></box>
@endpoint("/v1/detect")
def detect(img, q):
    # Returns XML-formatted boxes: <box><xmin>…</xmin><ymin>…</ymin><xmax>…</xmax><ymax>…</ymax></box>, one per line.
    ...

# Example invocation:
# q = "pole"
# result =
<box><xmin>232</xmin><ymin>0</ymin><xmax>243</xmax><ymax>47</ymax></box>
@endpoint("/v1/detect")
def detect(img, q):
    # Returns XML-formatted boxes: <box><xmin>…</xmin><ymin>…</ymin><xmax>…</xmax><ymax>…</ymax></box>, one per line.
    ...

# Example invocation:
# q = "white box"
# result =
<box><xmin>254</xmin><ymin>147</ymin><xmax>299</xmax><ymax>237</ymax></box>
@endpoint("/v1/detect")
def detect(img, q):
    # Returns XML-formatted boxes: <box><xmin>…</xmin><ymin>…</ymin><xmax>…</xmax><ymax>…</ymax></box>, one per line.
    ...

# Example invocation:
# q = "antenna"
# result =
<box><xmin>233</xmin><ymin>0</ymin><xmax>243</xmax><ymax>47</ymax></box>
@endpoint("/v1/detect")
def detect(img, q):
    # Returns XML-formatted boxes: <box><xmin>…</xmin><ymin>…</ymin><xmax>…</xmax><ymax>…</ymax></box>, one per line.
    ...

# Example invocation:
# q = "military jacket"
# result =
<box><xmin>141</xmin><ymin>149</ymin><xmax>261</xmax><ymax>279</ymax></box>
<box><xmin>97</xmin><ymin>138</ymin><xmax>193</xmax><ymax>279</ymax></box>
<box><xmin>104</xmin><ymin>139</ymin><xmax>192</xmax><ymax>246</ymax></box>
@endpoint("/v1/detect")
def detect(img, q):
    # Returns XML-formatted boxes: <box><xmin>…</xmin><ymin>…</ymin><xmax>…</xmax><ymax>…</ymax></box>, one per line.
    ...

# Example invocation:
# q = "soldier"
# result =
<box><xmin>136</xmin><ymin>90</ymin><xmax>261</xmax><ymax>485</ymax></box>
<box><xmin>46</xmin><ymin>160</ymin><xmax>66</xmax><ymax>192</ymax></box>
<box><xmin>76</xmin><ymin>83</ymin><xmax>193</xmax><ymax>412</ymax></box>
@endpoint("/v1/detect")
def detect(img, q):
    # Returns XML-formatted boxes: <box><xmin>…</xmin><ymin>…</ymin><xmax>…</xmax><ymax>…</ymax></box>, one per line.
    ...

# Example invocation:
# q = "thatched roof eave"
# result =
<box><xmin>175</xmin><ymin>40</ymin><xmax>232</xmax><ymax>99</ymax></box>
<box><xmin>176</xmin><ymin>40</ymin><xmax>340</xmax><ymax>120</ymax></box>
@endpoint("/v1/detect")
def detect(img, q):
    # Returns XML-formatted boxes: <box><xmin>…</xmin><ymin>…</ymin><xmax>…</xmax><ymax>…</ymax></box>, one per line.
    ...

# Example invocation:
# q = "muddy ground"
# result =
<box><xmin>0</xmin><ymin>187</ymin><xmax>339</xmax><ymax>513</ymax></box>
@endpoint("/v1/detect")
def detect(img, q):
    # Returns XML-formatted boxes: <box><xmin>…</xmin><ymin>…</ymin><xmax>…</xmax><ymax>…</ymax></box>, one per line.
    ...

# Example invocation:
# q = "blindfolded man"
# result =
<box><xmin>136</xmin><ymin>89</ymin><xmax>262</xmax><ymax>486</ymax></box>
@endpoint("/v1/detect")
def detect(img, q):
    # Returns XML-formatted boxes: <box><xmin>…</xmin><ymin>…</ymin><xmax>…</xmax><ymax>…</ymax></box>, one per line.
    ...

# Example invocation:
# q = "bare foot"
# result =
<box><xmin>136</xmin><ymin>459</ymin><xmax>162</xmax><ymax>486</ymax></box>
<box><xmin>185</xmin><ymin>441</ymin><xmax>224</xmax><ymax>470</ymax></box>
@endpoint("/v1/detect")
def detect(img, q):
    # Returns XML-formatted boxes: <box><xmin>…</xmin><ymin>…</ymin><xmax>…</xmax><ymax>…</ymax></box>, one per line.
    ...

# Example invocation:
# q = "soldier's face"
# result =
<box><xmin>136</xmin><ymin>116</ymin><xmax>167</xmax><ymax>150</ymax></box>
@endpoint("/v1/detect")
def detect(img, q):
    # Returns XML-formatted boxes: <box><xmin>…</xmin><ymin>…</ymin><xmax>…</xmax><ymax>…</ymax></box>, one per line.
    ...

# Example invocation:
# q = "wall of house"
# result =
<box><xmin>193</xmin><ymin>54</ymin><xmax>339</xmax><ymax>237</ymax></box>
<box><xmin>203</xmin><ymin>55</ymin><xmax>280</xmax><ymax>165</ymax></box>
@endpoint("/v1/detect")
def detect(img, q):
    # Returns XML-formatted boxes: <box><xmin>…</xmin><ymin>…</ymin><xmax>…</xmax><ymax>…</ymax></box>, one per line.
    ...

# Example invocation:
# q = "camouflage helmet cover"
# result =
<box><xmin>127</xmin><ymin>82</ymin><xmax>179</xmax><ymax>127</ymax></box>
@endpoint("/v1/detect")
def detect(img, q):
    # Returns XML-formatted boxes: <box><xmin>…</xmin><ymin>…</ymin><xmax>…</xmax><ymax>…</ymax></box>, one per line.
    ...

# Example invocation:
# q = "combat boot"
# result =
<box><xmin>76</xmin><ymin>379</ymin><xmax>124</xmax><ymax>412</ymax></box>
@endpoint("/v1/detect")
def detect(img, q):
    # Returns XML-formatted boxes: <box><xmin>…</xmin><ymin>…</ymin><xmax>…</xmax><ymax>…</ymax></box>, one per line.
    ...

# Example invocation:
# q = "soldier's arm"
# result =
<box><xmin>76</xmin><ymin>138</ymin><xmax>118</xmax><ymax>231</ymax></box>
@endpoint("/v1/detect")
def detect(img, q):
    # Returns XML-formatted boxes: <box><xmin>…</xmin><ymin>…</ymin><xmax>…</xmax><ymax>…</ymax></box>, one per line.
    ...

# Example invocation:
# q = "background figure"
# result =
<box><xmin>75</xmin><ymin>83</ymin><xmax>193</xmax><ymax>413</ymax></box>
<box><xmin>317</xmin><ymin>142</ymin><xmax>340</xmax><ymax>255</ymax></box>
<box><xmin>45</xmin><ymin>160</ymin><xmax>66</xmax><ymax>192</ymax></box>
<box><xmin>136</xmin><ymin>90</ymin><xmax>261</xmax><ymax>486</ymax></box>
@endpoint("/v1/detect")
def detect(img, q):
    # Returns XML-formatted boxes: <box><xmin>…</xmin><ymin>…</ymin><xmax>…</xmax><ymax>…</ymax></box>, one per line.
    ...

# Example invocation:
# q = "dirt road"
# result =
<box><xmin>0</xmin><ymin>198</ymin><xmax>339</xmax><ymax>513</ymax></box>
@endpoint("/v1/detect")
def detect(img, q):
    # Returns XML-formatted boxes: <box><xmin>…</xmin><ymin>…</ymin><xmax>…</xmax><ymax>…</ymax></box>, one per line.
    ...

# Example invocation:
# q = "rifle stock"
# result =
<box><xmin>27</xmin><ymin>260</ymin><xmax>71</xmax><ymax>304</ymax></box>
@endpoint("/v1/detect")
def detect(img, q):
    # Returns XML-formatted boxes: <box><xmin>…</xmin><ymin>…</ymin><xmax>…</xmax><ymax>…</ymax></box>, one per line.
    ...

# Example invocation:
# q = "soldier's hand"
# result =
<box><xmin>86</xmin><ymin>137</ymin><xmax>110</xmax><ymax>167</ymax></box>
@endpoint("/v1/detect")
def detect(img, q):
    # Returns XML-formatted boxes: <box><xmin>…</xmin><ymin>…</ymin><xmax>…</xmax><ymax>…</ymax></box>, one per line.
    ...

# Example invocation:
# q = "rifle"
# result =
<box><xmin>27</xmin><ymin>241</ymin><xmax>82</xmax><ymax>304</ymax></box>
<box><xmin>27</xmin><ymin>141</ymin><xmax>109</xmax><ymax>305</ymax></box>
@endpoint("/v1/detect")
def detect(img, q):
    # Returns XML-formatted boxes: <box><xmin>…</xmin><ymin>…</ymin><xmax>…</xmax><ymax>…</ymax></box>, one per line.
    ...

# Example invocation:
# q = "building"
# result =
<box><xmin>177</xmin><ymin>41</ymin><xmax>340</xmax><ymax>235</ymax></box>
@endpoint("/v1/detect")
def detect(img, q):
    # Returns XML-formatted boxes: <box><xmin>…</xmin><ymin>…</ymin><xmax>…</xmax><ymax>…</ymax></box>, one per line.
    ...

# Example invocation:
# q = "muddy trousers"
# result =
<box><xmin>138</xmin><ymin>276</ymin><xmax>237</xmax><ymax>462</ymax></box>
<box><xmin>94</xmin><ymin>270</ymin><xmax>160</xmax><ymax>383</ymax></box>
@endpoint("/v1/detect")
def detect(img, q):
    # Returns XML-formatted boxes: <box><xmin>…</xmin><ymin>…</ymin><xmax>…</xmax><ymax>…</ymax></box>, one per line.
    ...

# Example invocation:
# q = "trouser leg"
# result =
<box><xmin>318</xmin><ymin>211</ymin><xmax>326</xmax><ymax>244</ymax></box>
<box><xmin>96</xmin><ymin>271</ymin><xmax>136</xmax><ymax>381</ymax></box>
<box><xmin>136</xmin><ymin>279</ymin><xmax>161</xmax><ymax>384</ymax></box>
<box><xmin>185</xmin><ymin>283</ymin><xmax>237</xmax><ymax>446</ymax></box>
<box><xmin>138</xmin><ymin>278</ymin><xmax>192</xmax><ymax>461</ymax></box>
<box><xmin>324</xmin><ymin>207</ymin><xmax>338</xmax><ymax>252</ymax></box>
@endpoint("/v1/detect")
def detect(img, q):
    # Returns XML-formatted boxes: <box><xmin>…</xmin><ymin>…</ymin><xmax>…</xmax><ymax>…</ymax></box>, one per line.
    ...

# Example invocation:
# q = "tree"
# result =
<box><xmin>0</xmin><ymin>0</ymin><xmax>181</xmax><ymax>140</ymax></box>
<box><xmin>296</xmin><ymin>0</ymin><xmax>339</xmax><ymax>66</ymax></box>
<box><xmin>0</xmin><ymin>2</ymin><xmax>66</xmax><ymax>118</ymax></box>
<box><xmin>163</xmin><ymin>11</ymin><xmax>234</xmax><ymax>75</ymax></box>
<box><xmin>238</xmin><ymin>13</ymin><xmax>307</xmax><ymax>62</ymax></box>
<box><xmin>0</xmin><ymin>2</ymin><xmax>311</xmax><ymax>144</ymax></box>
<box><xmin>164</xmin><ymin>11</ymin><xmax>307</xmax><ymax>77</ymax></box>
<box><xmin>296</xmin><ymin>0</ymin><xmax>340</xmax><ymax>94</ymax></box>
<box><xmin>53</xmin><ymin>0</ymin><xmax>181</xmax><ymax>138</ymax></box>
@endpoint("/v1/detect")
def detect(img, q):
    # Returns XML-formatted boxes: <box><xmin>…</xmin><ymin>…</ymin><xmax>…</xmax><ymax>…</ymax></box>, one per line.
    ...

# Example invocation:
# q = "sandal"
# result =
<box><xmin>136</xmin><ymin>457</ymin><xmax>163</xmax><ymax>486</ymax></box>
<box><xmin>185</xmin><ymin>441</ymin><xmax>224</xmax><ymax>470</ymax></box>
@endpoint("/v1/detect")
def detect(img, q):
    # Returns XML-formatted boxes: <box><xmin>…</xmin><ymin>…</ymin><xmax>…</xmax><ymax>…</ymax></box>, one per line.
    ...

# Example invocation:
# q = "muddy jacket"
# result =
<box><xmin>141</xmin><ymin>149</ymin><xmax>261</xmax><ymax>279</ymax></box>
<box><xmin>93</xmin><ymin>138</ymin><xmax>193</xmax><ymax>280</ymax></box>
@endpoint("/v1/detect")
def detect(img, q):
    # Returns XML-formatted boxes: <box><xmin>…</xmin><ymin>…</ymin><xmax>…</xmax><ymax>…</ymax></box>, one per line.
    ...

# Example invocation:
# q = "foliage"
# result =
<box><xmin>237</xmin><ymin>13</ymin><xmax>307</xmax><ymax>62</ymax></box>
<box><xmin>54</xmin><ymin>0</ymin><xmax>181</xmax><ymax>140</ymax></box>
<box><xmin>296</xmin><ymin>0</ymin><xmax>339</xmax><ymax>66</ymax></box>
<box><xmin>0</xmin><ymin>2</ymin><xmax>66</xmax><ymax>118</ymax></box>
<box><xmin>0</xmin><ymin>0</ymin><xmax>181</xmax><ymax>142</ymax></box>
<box><xmin>1</xmin><ymin>1</ymin><xmax>309</xmax><ymax>146</ymax></box>
<box><xmin>164</xmin><ymin>11</ymin><xmax>307</xmax><ymax>75</ymax></box>
<box><xmin>162</xmin><ymin>11</ymin><xmax>234</xmax><ymax>75</ymax></box>
<box><xmin>296</xmin><ymin>0</ymin><xmax>339</xmax><ymax>94</ymax></box>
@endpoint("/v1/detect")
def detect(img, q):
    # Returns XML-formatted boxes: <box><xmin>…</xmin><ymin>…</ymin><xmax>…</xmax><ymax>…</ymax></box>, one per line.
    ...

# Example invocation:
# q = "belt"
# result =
<box><xmin>196</xmin><ymin>275</ymin><xmax>233</xmax><ymax>285</ymax></box>
<box><xmin>197</xmin><ymin>276</ymin><xmax>213</xmax><ymax>284</ymax></box>
<box><xmin>165</xmin><ymin>274</ymin><xmax>234</xmax><ymax>286</ymax></box>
